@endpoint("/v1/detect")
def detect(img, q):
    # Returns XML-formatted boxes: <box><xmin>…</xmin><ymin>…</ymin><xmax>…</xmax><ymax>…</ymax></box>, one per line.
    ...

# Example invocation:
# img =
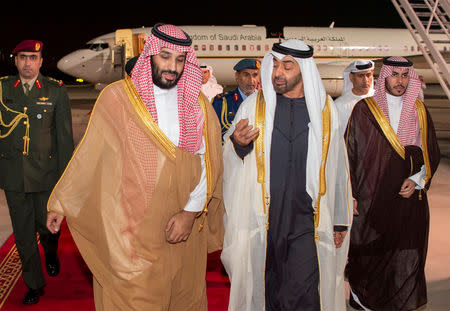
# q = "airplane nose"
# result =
<box><xmin>57</xmin><ymin>51</ymin><xmax>85</xmax><ymax>76</ymax></box>
<box><xmin>56</xmin><ymin>49</ymin><xmax>109</xmax><ymax>83</ymax></box>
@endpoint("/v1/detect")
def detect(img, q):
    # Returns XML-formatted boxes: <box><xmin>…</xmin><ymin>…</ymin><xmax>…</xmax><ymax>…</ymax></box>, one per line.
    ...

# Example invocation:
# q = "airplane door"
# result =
<box><xmin>115</xmin><ymin>29</ymin><xmax>136</xmax><ymax>59</ymax></box>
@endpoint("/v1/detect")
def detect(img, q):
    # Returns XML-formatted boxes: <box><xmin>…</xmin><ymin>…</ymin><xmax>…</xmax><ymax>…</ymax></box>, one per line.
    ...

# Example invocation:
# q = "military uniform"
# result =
<box><xmin>0</xmin><ymin>73</ymin><xmax>74</xmax><ymax>290</ymax></box>
<box><xmin>211</xmin><ymin>58</ymin><xmax>261</xmax><ymax>141</ymax></box>
<box><xmin>212</xmin><ymin>88</ymin><xmax>244</xmax><ymax>140</ymax></box>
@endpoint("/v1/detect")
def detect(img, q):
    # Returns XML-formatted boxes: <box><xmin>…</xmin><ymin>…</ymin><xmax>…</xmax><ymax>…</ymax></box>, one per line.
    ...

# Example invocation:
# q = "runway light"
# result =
<box><xmin>76</xmin><ymin>78</ymin><xmax>84</xmax><ymax>83</ymax></box>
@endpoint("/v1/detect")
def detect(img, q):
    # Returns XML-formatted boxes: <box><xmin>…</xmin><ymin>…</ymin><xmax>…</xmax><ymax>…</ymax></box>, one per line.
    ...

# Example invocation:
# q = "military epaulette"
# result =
<box><xmin>48</xmin><ymin>77</ymin><xmax>64</xmax><ymax>87</ymax></box>
<box><xmin>216</xmin><ymin>91</ymin><xmax>231</xmax><ymax>99</ymax></box>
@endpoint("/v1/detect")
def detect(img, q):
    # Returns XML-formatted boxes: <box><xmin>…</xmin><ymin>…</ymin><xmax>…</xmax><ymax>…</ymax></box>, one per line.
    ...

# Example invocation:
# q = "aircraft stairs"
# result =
<box><xmin>392</xmin><ymin>0</ymin><xmax>450</xmax><ymax>100</ymax></box>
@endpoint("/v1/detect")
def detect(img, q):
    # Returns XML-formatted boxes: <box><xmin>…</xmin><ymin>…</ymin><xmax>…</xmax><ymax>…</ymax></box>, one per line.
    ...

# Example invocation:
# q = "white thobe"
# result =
<box><xmin>153</xmin><ymin>84</ymin><xmax>207</xmax><ymax>212</ymax></box>
<box><xmin>335</xmin><ymin>90</ymin><xmax>373</xmax><ymax>135</ymax></box>
<box><xmin>201</xmin><ymin>80</ymin><xmax>223</xmax><ymax>103</ymax></box>
<box><xmin>386</xmin><ymin>93</ymin><xmax>426</xmax><ymax>189</ymax></box>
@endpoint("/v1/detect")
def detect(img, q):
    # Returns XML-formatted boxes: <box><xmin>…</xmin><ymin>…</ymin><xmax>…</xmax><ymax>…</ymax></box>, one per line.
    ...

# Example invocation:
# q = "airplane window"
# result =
<box><xmin>210</xmin><ymin>45</ymin><xmax>214</xmax><ymax>51</ymax></box>
<box><xmin>265</xmin><ymin>45</ymin><xmax>270</xmax><ymax>51</ymax></box>
<box><xmin>323</xmin><ymin>46</ymin><xmax>327</xmax><ymax>51</ymax></box>
<box><xmin>411</xmin><ymin>46</ymin><xmax>414</xmax><ymax>52</ymax></box>
<box><xmin>242</xmin><ymin>45</ymin><xmax>246</xmax><ymax>51</ymax></box>
<box><xmin>202</xmin><ymin>45</ymin><xmax>206</xmax><ymax>51</ymax></box>
<box><xmin>385</xmin><ymin>46</ymin><xmax>389</xmax><ymax>51</ymax></box>
<box><xmin>218</xmin><ymin>45</ymin><xmax>222</xmax><ymax>51</ymax></box>
<box><xmin>234</xmin><ymin>45</ymin><xmax>239</xmax><ymax>51</ymax></box>
<box><xmin>257</xmin><ymin>45</ymin><xmax>261</xmax><ymax>51</ymax></box>
<box><xmin>84</xmin><ymin>43</ymin><xmax>109</xmax><ymax>51</ymax></box>
<box><xmin>317</xmin><ymin>46</ymin><xmax>321</xmax><ymax>51</ymax></box>
<box><xmin>194</xmin><ymin>45</ymin><xmax>199</xmax><ymax>51</ymax></box>
<box><xmin>404</xmin><ymin>46</ymin><xmax>408</xmax><ymax>52</ymax></box>
<box><xmin>226</xmin><ymin>45</ymin><xmax>230</xmax><ymax>51</ymax></box>
<box><xmin>250</xmin><ymin>45</ymin><xmax>254</xmax><ymax>51</ymax></box>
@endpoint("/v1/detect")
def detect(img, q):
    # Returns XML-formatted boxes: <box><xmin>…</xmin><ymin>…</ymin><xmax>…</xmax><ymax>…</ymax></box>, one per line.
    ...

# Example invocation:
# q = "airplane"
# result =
<box><xmin>57</xmin><ymin>25</ymin><xmax>450</xmax><ymax>97</ymax></box>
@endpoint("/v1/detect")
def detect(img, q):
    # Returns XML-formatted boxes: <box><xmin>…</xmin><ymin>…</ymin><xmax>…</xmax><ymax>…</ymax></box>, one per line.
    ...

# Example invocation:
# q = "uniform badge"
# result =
<box><xmin>37</xmin><ymin>114</ymin><xmax>42</xmax><ymax>119</ymax></box>
<box><xmin>234</xmin><ymin>93</ymin><xmax>239</xmax><ymax>101</ymax></box>
<box><xmin>256</xmin><ymin>60</ymin><xmax>261</xmax><ymax>69</ymax></box>
<box><xmin>35</xmin><ymin>43</ymin><xmax>41</xmax><ymax>51</ymax></box>
<box><xmin>36</xmin><ymin>97</ymin><xmax>52</xmax><ymax>105</ymax></box>
<box><xmin>35</xmin><ymin>80</ymin><xmax>42</xmax><ymax>89</ymax></box>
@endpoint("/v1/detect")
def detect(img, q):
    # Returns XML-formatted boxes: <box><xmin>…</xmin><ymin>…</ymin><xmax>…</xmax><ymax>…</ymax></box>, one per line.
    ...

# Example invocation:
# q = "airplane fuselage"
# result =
<box><xmin>57</xmin><ymin>25</ymin><xmax>449</xmax><ymax>96</ymax></box>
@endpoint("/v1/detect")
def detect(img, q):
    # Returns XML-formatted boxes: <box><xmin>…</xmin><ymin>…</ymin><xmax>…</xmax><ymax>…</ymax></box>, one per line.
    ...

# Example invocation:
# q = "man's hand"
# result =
<box><xmin>165</xmin><ymin>210</ymin><xmax>197</xmax><ymax>244</ymax></box>
<box><xmin>353</xmin><ymin>199</ymin><xmax>359</xmax><ymax>216</ymax></box>
<box><xmin>232</xmin><ymin>118</ymin><xmax>260</xmax><ymax>146</ymax></box>
<box><xmin>334</xmin><ymin>230</ymin><xmax>348</xmax><ymax>248</ymax></box>
<box><xmin>47</xmin><ymin>211</ymin><xmax>65</xmax><ymax>234</ymax></box>
<box><xmin>399</xmin><ymin>178</ymin><xmax>416</xmax><ymax>198</ymax></box>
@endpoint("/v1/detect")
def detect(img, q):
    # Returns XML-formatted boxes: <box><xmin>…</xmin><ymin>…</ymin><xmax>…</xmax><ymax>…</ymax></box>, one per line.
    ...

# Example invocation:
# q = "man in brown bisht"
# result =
<box><xmin>46</xmin><ymin>23</ymin><xmax>224</xmax><ymax>310</ymax></box>
<box><xmin>345</xmin><ymin>56</ymin><xmax>440</xmax><ymax>310</ymax></box>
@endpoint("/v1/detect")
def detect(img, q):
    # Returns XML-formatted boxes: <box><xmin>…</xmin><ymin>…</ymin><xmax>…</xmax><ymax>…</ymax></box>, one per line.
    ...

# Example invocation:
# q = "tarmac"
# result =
<box><xmin>0</xmin><ymin>84</ymin><xmax>449</xmax><ymax>310</ymax></box>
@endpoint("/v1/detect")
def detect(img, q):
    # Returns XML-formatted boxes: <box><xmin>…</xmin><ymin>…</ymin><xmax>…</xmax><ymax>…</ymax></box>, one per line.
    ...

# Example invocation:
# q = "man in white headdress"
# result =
<box><xmin>220</xmin><ymin>39</ymin><xmax>352</xmax><ymax>311</ymax></box>
<box><xmin>200</xmin><ymin>63</ymin><xmax>223</xmax><ymax>102</ymax></box>
<box><xmin>334</xmin><ymin>60</ymin><xmax>374</xmax><ymax>134</ymax></box>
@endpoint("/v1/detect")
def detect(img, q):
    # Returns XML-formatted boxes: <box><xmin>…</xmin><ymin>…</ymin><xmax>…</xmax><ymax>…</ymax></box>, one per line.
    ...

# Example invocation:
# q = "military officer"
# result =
<box><xmin>212</xmin><ymin>58</ymin><xmax>260</xmax><ymax>140</ymax></box>
<box><xmin>0</xmin><ymin>40</ymin><xmax>74</xmax><ymax>305</ymax></box>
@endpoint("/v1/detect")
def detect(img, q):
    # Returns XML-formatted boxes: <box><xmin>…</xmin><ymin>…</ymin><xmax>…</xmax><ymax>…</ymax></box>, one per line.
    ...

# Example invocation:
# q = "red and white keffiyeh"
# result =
<box><xmin>373</xmin><ymin>56</ymin><xmax>422</xmax><ymax>146</ymax></box>
<box><xmin>131</xmin><ymin>24</ymin><xmax>203</xmax><ymax>154</ymax></box>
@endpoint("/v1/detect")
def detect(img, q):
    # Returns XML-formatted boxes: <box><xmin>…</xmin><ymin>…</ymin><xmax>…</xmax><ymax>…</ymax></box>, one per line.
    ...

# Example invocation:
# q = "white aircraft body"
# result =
<box><xmin>57</xmin><ymin>25</ymin><xmax>449</xmax><ymax>97</ymax></box>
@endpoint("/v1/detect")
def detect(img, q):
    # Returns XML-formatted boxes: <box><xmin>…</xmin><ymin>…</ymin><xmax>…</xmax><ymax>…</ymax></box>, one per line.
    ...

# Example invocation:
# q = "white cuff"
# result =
<box><xmin>409</xmin><ymin>165</ymin><xmax>426</xmax><ymax>189</ymax></box>
<box><xmin>183</xmin><ymin>140</ymin><xmax>207</xmax><ymax>212</ymax></box>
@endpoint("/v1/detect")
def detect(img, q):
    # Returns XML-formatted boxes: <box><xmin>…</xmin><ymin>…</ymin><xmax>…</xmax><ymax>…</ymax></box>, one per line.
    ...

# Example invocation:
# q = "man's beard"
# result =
<box><xmin>386</xmin><ymin>81</ymin><xmax>407</xmax><ymax>96</ymax></box>
<box><xmin>151</xmin><ymin>59</ymin><xmax>183</xmax><ymax>89</ymax></box>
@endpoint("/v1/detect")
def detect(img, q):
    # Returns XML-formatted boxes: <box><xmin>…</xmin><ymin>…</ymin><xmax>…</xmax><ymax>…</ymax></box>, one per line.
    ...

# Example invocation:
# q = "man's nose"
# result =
<box><xmin>167</xmin><ymin>60</ymin><xmax>177</xmax><ymax>72</ymax></box>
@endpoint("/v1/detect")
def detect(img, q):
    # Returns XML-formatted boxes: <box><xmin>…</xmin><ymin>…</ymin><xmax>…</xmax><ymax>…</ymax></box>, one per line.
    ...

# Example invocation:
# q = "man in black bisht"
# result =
<box><xmin>345</xmin><ymin>57</ymin><xmax>440</xmax><ymax>310</ymax></box>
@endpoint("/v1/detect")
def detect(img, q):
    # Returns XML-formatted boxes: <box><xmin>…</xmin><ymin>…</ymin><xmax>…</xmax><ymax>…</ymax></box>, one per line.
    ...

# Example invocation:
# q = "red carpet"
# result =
<box><xmin>0</xmin><ymin>221</ymin><xmax>230</xmax><ymax>310</ymax></box>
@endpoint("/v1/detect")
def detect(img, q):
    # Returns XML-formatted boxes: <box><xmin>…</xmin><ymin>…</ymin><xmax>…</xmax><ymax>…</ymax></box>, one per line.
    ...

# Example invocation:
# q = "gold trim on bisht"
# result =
<box><xmin>415</xmin><ymin>99</ymin><xmax>431</xmax><ymax>185</ymax></box>
<box><xmin>254</xmin><ymin>90</ymin><xmax>270</xmax><ymax>230</ymax></box>
<box><xmin>123</xmin><ymin>77</ymin><xmax>176</xmax><ymax>158</ymax></box>
<box><xmin>314</xmin><ymin>96</ymin><xmax>331</xmax><ymax>241</ymax></box>
<box><xmin>364</xmin><ymin>97</ymin><xmax>406</xmax><ymax>160</ymax></box>
<box><xmin>198</xmin><ymin>93</ymin><xmax>213</xmax><ymax>231</ymax></box>
<box><xmin>0</xmin><ymin>81</ymin><xmax>30</xmax><ymax>155</ymax></box>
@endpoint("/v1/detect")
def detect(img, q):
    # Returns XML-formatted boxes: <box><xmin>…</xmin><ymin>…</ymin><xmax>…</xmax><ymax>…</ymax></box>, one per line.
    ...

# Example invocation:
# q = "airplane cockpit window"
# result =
<box><xmin>83</xmin><ymin>43</ymin><xmax>109</xmax><ymax>51</ymax></box>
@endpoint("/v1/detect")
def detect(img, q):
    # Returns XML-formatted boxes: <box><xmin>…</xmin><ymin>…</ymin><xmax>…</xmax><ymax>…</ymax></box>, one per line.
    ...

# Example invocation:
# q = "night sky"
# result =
<box><xmin>0</xmin><ymin>1</ymin><xmax>405</xmax><ymax>81</ymax></box>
